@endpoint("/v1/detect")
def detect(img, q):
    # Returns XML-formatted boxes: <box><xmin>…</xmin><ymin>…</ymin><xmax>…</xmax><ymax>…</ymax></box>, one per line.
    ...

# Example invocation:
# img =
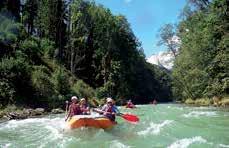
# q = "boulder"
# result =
<box><xmin>22</xmin><ymin>108</ymin><xmax>33</xmax><ymax>116</ymax></box>
<box><xmin>220</xmin><ymin>99</ymin><xmax>229</xmax><ymax>107</ymax></box>
<box><xmin>212</xmin><ymin>96</ymin><xmax>221</xmax><ymax>107</ymax></box>
<box><xmin>31</xmin><ymin>108</ymin><xmax>45</xmax><ymax>116</ymax></box>
<box><xmin>6</xmin><ymin>111</ymin><xmax>28</xmax><ymax>120</ymax></box>
<box><xmin>51</xmin><ymin>108</ymin><xmax>64</xmax><ymax>114</ymax></box>
<box><xmin>0</xmin><ymin>111</ymin><xmax>4</xmax><ymax>118</ymax></box>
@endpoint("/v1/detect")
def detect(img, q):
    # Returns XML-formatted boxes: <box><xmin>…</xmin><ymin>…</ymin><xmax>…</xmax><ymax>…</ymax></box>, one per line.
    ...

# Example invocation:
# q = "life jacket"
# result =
<box><xmin>69</xmin><ymin>103</ymin><xmax>81</xmax><ymax>116</ymax></box>
<box><xmin>126</xmin><ymin>102</ymin><xmax>134</xmax><ymax>108</ymax></box>
<box><xmin>106</xmin><ymin>105</ymin><xmax>112</xmax><ymax>112</ymax></box>
<box><xmin>80</xmin><ymin>104</ymin><xmax>89</xmax><ymax>115</ymax></box>
<box><xmin>102</xmin><ymin>104</ymin><xmax>116</xmax><ymax>121</ymax></box>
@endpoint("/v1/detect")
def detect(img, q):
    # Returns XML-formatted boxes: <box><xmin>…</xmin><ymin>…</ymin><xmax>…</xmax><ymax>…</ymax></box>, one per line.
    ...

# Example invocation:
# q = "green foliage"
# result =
<box><xmin>0</xmin><ymin>15</ymin><xmax>18</xmax><ymax>43</ymax></box>
<box><xmin>36</xmin><ymin>0</ymin><xmax>67</xmax><ymax>60</ymax></box>
<box><xmin>31</xmin><ymin>65</ymin><xmax>67</xmax><ymax>108</ymax></box>
<box><xmin>22</xmin><ymin>0</ymin><xmax>38</xmax><ymax>35</ymax></box>
<box><xmin>20</xmin><ymin>37</ymin><xmax>43</xmax><ymax>65</ymax></box>
<box><xmin>40</xmin><ymin>38</ymin><xmax>55</xmax><ymax>58</ymax></box>
<box><xmin>51</xmin><ymin>68</ymin><xmax>70</xmax><ymax>95</ymax></box>
<box><xmin>172</xmin><ymin>0</ymin><xmax>229</xmax><ymax>100</ymax></box>
<box><xmin>0</xmin><ymin>56</ymin><xmax>32</xmax><ymax>104</ymax></box>
<box><xmin>185</xmin><ymin>98</ymin><xmax>195</xmax><ymax>104</ymax></box>
<box><xmin>71</xmin><ymin>80</ymin><xmax>95</xmax><ymax>99</ymax></box>
<box><xmin>95</xmin><ymin>87</ymin><xmax>108</xmax><ymax>99</ymax></box>
<box><xmin>31</xmin><ymin>66</ymin><xmax>55</xmax><ymax>99</ymax></box>
<box><xmin>0</xmin><ymin>79</ymin><xmax>15</xmax><ymax>105</ymax></box>
<box><xmin>185</xmin><ymin>98</ymin><xmax>211</xmax><ymax>106</ymax></box>
<box><xmin>0</xmin><ymin>0</ymin><xmax>174</xmax><ymax>109</ymax></box>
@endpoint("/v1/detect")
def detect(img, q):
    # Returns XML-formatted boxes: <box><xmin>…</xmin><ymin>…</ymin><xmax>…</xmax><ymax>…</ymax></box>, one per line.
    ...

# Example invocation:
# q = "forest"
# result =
<box><xmin>0</xmin><ymin>0</ymin><xmax>172</xmax><ymax>109</ymax></box>
<box><xmin>170</xmin><ymin>0</ymin><xmax>228</xmax><ymax>101</ymax></box>
<box><xmin>0</xmin><ymin>0</ymin><xmax>228</xmax><ymax>109</ymax></box>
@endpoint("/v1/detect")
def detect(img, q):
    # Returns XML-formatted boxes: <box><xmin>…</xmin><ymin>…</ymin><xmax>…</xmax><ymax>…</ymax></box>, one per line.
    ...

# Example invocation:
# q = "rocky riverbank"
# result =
<box><xmin>0</xmin><ymin>106</ymin><xmax>65</xmax><ymax>122</ymax></box>
<box><xmin>184</xmin><ymin>97</ymin><xmax>229</xmax><ymax>107</ymax></box>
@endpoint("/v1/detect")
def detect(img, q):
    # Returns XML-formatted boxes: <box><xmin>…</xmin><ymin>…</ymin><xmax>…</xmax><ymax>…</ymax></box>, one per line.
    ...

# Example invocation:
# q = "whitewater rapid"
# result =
<box><xmin>0</xmin><ymin>104</ymin><xmax>229</xmax><ymax>148</ymax></box>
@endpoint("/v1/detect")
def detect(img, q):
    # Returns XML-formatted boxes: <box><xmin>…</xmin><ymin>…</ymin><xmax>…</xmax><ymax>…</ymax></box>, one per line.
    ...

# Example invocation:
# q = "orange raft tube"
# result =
<box><xmin>66</xmin><ymin>115</ymin><xmax>116</xmax><ymax>129</ymax></box>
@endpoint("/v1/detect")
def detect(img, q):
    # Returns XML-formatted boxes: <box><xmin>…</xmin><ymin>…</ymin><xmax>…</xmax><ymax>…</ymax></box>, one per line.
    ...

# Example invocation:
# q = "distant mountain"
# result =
<box><xmin>146</xmin><ymin>50</ymin><xmax>175</xmax><ymax>70</ymax></box>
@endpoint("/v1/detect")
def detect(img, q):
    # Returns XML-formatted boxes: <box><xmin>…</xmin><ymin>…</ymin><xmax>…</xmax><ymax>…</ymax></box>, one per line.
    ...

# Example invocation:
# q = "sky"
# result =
<box><xmin>94</xmin><ymin>0</ymin><xmax>187</xmax><ymax>58</ymax></box>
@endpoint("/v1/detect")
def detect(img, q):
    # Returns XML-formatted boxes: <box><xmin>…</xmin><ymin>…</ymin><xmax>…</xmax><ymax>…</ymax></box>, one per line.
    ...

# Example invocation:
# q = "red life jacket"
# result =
<box><xmin>69</xmin><ymin>103</ymin><xmax>81</xmax><ymax>116</ymax></box>
<box><xmin>103</xmin><ymin>105</ymin><xmax>115</xmax><ymax>121</ymax></box>
<box><xmin>106</xmin><ymin>105</ymin><xmax>112</xmax><ymax>113</ymax></box>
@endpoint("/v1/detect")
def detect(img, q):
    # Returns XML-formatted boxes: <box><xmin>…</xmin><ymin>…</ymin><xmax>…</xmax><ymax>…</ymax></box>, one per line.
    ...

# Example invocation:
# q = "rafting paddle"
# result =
<box><xmin>117</xmin><ymin>113</ymin><xmax>139</xmax><ymax>123</ymax></box>
<box><xmin>92</xmin><ymin>108</ymin><xmax>139</xmax><ymax>124</ymax></box>
<box><xmin>65</xmin><ymin>101</ymin><xmax>69</xmax><ymax>121</ymax></box>
<box><xmin>91</xmin><ymin>98</ymin><xmax>139</xmax><ymax>123</ymax></box>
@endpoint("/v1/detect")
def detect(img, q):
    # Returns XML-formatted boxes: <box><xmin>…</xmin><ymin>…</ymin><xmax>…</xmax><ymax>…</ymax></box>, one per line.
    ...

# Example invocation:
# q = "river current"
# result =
<box><xmin>0</xmin><ymin>104</ymin><xmax>229</xmax><ymax>148</ymax></box>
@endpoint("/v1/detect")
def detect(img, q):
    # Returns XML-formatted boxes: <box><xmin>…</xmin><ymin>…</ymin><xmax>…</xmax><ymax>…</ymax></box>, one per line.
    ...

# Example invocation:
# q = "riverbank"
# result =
<box><xmin>1</xmin><ymin>97</ymin><xmax>229</xmax><ymax>122</ymax></box>
<box><xmin>184</xmin><ymin>97</ymin><xmax>229</xmax><ymax>107</ymax></box>
<box><xmin>0</xmin><ymin>105</ymin><xmax>64</xmax><ymax>122</ymax></box>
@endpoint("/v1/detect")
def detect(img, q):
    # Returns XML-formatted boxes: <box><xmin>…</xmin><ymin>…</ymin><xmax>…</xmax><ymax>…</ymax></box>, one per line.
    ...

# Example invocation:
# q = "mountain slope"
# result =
<box><xmin>146</xmin><ymin>50</ymin><xmax>175</xmax><ymax>70</ymax></box>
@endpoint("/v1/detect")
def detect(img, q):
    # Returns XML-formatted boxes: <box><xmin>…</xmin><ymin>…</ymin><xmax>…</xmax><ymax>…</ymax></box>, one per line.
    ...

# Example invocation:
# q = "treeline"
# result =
<box><xmin>0</xmin><ymin>0</ymin><xmax>172</xmax><ymax>109</ymax></box>
<box><xmin>168</xmin><ymin>0</ymin><xmax>228</xmax><ymax>100</ymax></box>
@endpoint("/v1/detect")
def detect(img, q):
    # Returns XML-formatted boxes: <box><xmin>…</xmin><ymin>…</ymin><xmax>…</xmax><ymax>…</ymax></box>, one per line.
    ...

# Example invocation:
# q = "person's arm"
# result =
<box><xmin>93</xmin><ymin>105</ymin><xmax>112</xmax><ymax>115</ymax></box>
<box><xmin>113</xmin><ymin>105</ymin><xmax>120</xmax><ymax>113</ymax></box>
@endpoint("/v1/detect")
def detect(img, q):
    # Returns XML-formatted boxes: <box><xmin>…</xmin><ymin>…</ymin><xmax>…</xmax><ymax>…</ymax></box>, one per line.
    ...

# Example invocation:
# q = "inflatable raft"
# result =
<box><xmin>66</xmin><ymin>115</ymin><xmax>116</xmax><ymax>129</ymax></box>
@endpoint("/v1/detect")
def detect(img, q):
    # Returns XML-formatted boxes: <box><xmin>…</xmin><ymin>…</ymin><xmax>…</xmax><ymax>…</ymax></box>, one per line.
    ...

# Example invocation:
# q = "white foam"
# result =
<box><xmin>45</xmin><ymin>125</ymin><xmax>63</xmax><ymax>139</ymax></box>
<box><xmin>110</xmin><ymin>140</ymin><xmax>131</xmax><ymax>148</ymax></box>
<box><xmin>183</xmin><ymin>111</ymin><xmax>217</xmax><ymax>118</ymax></box>
<box><xmin>2</xmin><ymin>117</ymin><xmax>65</xmax><ymax>129</ymax></box>
<box><xmin>168</xmin><ymin>136</ymin><xmax>207</xmax><ymax>148</ymax></box>
<box><xmin>2</xmin><ymin>143</ymin><xmax>11</xmax><ymax>148</ymax></box>
<box><xmin>3</xmin><ymin>118</ymin><xmax>50</xmax><ymax>129</ymax></box>
<box><xmin>168</xmin><ymin>106</ymin><xmax>183</xmax><ymax>110</ymax></box>
<box><xmin>219</xmin><ymin>144</ymin><xmax>229</xmax><ymax>148</ymax></box>
<box><xmin>137</xmin><ymin>120</ymin><xmax>173</xmax><ymax>136</ymax></box>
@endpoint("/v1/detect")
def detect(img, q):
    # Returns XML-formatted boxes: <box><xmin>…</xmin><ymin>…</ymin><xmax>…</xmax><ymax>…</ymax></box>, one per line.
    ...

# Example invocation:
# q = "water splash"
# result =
<box><xmin>110</xmin><ymin>140</ymin><xmax>131</xmax><ymax>148</ymax></box>
<box><xmin>183</xmin><ymin>111</ymin><xmax>217</xmax><ymax>118</ymax></box>
<box><xmin>168</xmin><ymin>136</ymin><xmax>207</xmax><ymax>148</ymax></box>
<box><xmin>137</xmin><ymin>120</ymin><xmax>173</xmax><ymax>136</ymax></box>
<box><xmin>219</xmin><ymin>144</ymin><xmax>229</xmax><ymax>148</ymax></box>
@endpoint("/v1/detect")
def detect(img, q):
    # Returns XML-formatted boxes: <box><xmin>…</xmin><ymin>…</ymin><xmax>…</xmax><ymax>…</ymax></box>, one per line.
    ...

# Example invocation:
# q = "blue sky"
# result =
<box><xmin>94</xmin><ymin>0</ymin><xmax>187</xmax><ymax>58</ymax></box>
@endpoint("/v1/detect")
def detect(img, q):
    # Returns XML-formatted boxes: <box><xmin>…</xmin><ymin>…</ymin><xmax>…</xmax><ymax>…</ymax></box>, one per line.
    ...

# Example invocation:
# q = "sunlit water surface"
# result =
<box><xmin>0</xmin><ymin>104</ymin><xmax>229</xmax><ymax>148</ymax></box>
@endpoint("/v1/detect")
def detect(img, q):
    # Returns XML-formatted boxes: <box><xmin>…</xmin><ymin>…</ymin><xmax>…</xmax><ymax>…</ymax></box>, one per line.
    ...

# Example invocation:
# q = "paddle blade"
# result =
<box><xmin>121</xmin><ymin>114</ymin><xmax>139</xmax><ymax>123</ymax></box>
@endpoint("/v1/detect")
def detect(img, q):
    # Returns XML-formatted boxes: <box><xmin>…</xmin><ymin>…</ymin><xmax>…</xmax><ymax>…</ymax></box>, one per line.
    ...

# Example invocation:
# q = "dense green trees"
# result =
<box><xmin>0</xmin><ymin>0</ymin><xmax>172</xmax><ymax>108</ymax></box>
<box><xmin>171</xmin><ymin>0</ymin><xmax>229</xmax><ymax>100</ymax></box>
<box><xmin>2</xmin><ymin>0</ymin><xmax>227</xmax><ymax>108</ymax></box>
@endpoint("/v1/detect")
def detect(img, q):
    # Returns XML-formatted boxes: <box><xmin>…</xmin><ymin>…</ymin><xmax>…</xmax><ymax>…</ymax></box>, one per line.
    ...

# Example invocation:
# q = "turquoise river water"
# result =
<box><xmin>0</xmin><ymin>104</ymin><xmax>229</xmax><ymax>148</ymax></box>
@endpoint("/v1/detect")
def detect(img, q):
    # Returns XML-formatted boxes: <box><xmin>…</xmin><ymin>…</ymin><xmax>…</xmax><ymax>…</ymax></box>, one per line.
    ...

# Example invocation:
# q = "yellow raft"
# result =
<box><xmin>66</xmin><ymin>115</ymin><xmax>116</xmax><ymax>129</ymax></box>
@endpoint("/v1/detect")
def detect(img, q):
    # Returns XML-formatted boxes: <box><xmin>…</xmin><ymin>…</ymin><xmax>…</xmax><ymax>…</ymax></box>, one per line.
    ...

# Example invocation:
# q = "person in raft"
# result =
<box><xmin>153</xmin><ymin>99</ymin><xmax>157</xmax><ymax>105</ymax></box>
<box><xmin>102</xmin><ymin>98</ymin><xmax>118</xmax><ymax>121</ymax></box>
<box><xmin>65</xmin><ymin>96</ymin><xmax>81</xmax><ymax>121</ymax></box>
<box><xmin>126</xmin><ymin>99</ymin><xmax>136</xmax><ymax>108</ymax></box>
<box><xmin>94</xmin><ymin>98</ymin><xmax>118</xmax><ymax>122</ymax></box>
<box><xmin>79</xmin><ymin>98</ymin><xmax>90</xmax><ymax>115</ymax></box>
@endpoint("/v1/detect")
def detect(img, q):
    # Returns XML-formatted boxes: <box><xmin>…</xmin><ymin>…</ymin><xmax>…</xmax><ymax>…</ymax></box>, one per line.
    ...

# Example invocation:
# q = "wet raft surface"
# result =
<box><xmin>0</xmin><ymin>104</ymin><xmax>229</xmax><ymax>148</ymax></box>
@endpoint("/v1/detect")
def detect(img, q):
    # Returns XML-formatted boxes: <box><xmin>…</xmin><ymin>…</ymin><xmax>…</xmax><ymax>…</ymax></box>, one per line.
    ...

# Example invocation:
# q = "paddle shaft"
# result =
<box><xmin>65</xmin><ymin>101</ymin><xmax>69</xmax><ymax>121</ymax></box>
<box><xmin>92</xmin><ymin>108</ymin><xmax>115</xmax><ymax>116</ymax></box>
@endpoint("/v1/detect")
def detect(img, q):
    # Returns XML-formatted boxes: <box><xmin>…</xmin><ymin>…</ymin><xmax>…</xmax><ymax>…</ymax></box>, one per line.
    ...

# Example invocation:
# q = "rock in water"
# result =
<box><xmin>51</xmin><ymin>108</ymin><xmax>64</xmax><ymax>114</ymax></box>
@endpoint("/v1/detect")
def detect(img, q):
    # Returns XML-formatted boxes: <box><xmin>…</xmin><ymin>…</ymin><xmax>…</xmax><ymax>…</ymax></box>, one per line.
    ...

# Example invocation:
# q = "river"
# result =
<box><xmin>0</xmin><ymin>104</ymin><xmax>229</xmax><ymax>148</ymax></box>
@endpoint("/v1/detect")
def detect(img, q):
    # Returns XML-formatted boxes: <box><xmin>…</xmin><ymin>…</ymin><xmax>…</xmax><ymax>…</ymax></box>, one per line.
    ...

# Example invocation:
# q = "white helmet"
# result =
<box><xmin>80</xmin><ymin>98</ymin><xmax>86</xmax><ymax>102</ymax></box>
<box><xmin>71</xmin><ymin>96</ymin><xmax>78</xmax><ymax>100</ymax></box>
<box><xmin>106</xmin><ymin>97</ymin><xmax>113</xmax><ymax>103</ymax></box>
